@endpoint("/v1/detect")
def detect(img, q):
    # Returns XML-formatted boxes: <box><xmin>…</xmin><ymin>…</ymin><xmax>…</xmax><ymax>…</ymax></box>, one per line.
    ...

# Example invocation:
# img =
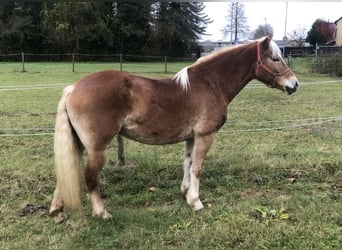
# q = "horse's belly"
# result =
<box><xmin>119</xmin><ymin>124</ymin><xmax>193</xmax><ymax>145</ymax></box>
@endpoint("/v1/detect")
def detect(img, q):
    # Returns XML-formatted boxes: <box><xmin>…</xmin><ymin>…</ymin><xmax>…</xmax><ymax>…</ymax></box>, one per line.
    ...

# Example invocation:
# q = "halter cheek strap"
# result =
<box><xmin>255</xmin><ymin>41</ymin><xmax>290</xmax><ymax>86</ymax></box>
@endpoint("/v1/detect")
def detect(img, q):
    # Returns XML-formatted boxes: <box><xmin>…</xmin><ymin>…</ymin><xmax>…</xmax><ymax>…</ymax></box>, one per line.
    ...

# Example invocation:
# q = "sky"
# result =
<box><xmin>202</xmin><ymin>2</ymin><xmax>342</xmax><ymax>41</ymax></box>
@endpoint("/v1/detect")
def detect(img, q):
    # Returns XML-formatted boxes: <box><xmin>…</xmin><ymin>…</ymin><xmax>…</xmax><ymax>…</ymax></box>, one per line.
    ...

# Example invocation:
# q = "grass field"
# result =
<box><xmin>0</xmin><ymin>60</ymin><xmax>341</xmax><ymax>249</ymax></box>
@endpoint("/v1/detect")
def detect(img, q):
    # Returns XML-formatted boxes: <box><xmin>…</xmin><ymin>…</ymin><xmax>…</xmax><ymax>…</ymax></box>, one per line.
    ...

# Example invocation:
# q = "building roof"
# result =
<box><xmin>335</xmin><ymin>17</ymin><xmax>342</xmax><ymax>24</ymax></box>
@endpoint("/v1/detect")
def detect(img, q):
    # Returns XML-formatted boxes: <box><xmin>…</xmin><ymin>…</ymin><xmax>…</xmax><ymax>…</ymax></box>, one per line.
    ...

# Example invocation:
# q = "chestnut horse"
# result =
<box><xmin>49</xmin><ymin>37</ymin><xmax>298</xmax><ymax>221</ymax></box>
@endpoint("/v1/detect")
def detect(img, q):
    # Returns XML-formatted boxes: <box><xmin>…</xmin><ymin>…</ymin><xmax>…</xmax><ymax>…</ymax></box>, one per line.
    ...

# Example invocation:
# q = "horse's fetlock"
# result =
<box><xmin>181</xmin><ymin>185</ymin><xmax>189</xmax><ymax>196</ymax></box>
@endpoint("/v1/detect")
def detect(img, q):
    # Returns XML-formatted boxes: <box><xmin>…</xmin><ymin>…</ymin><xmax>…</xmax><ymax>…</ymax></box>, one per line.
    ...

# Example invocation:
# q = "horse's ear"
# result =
<box><xmin>261</xmin><ymin>36</ymin><xmax>272</xmax><ymax>50</ymax></box>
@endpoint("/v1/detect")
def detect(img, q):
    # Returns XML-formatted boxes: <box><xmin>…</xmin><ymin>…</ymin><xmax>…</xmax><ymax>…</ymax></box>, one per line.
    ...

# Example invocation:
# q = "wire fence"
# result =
<box><xmin>1</xmin><ymin>48</ymin><xmax>342</xmax><ymax>75</ymax></box>
<box><xmin>1</xmin><ymin>79</ymin><xmax>341</xmax><ymax>92</ymax></box>
<box><xmin>1</xmin><ymin>115</ymin><xmax>341</xmax><ymax>137</ymax></box>
<box><xmin>0</xmin><ymin>52</ymin><xmax>195</xmax><ymax>74</ymax></box>
<box><xmin>1</xmin><ymin>79</ymin><xmax>341</xmax><ymax>138</ymax></box>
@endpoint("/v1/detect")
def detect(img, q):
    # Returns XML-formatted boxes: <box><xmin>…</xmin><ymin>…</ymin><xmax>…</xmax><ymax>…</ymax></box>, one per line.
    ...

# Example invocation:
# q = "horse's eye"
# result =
<box><xmin>272</xmin><ymin>58</ymin><xmax>280</xmax><ymax>62</ymax></box>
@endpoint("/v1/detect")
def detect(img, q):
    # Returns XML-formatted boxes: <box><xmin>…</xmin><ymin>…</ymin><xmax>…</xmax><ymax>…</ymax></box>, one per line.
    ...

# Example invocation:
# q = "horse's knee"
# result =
<box><xmin>191</xmin><ymin>165</ymin><xmax>203</xmax><ymax>179</ymax></box>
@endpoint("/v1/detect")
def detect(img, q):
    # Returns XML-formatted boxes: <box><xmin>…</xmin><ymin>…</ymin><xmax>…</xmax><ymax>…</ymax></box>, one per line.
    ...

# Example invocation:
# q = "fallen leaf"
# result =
<box><xmin>148</xmin><ymin>186</ymin><xmax>157</xmax><ymax>192</ymax></box>
<box><xmin>288</xmin><ymin>178</ymin><xmax>296</xmax><ymax>183</ymax></box>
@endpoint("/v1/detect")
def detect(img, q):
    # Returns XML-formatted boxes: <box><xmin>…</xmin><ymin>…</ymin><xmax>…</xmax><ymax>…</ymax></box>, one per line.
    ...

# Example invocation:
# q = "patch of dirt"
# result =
<box><xmin>329</xmin><ymin>183</ymin><xmax>342</xmax><ymax>200</ymax></box>
<box><xmin>18</xmin><ymin>204</ymin><xmax>49</xmax><ymax>217</ymax></box>
<box><xmin>107</xmin><ymin>159</ymin><xmax>138</xmax><ymax>169</ymax></box>
<box><xmin>238</xmin><ymin>188</ymin><xmax>270</xmax><ymax>198</ymax></box>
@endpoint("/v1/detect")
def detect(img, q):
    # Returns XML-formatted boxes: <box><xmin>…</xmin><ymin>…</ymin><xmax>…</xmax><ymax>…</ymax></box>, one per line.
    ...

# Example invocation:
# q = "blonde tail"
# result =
<box><xmin>54</xmin><ymin>85</ymin><xmax>83</xmax><ymax>210</ymax></box>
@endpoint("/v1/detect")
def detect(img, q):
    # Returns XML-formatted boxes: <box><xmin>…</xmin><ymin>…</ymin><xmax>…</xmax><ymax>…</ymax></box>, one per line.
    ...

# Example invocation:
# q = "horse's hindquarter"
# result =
<box><xmin>66</xmin><ymin>71</ymin><xmax>134</xmax><ymax>149</ymax></box>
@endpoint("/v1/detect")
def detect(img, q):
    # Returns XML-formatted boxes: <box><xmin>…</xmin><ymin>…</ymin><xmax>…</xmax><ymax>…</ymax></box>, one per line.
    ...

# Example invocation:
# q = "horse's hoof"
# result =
<box><xmin>49</xmin><ymin>204</ymin><xmax>63</xmax><ymax>217</ymax></box>
<box><xmin>102</xmin><ymin>210</ymin><xmax>112</xmax><ymax>220</ymax></box>
<box><xmin>193</xmin><ymin>200</ymin><xmax>204</xmax><ymax>211</ymax></box>
<box><xmin>53</xmin><ymin>212</ymin><xmax>67</xmax><ymax>224</ymax></box>
<box><xmin>92</xmin><ymin>210</ymin><xmax>112</xmax><ymax>220</ymax></box>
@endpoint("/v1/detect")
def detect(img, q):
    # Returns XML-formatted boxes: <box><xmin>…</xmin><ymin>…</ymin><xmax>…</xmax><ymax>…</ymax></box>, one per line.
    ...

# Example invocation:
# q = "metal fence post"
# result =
<box><xmin>117</xmin><ymin>53</ymin><xmax>125</xmax><ymax>166</ymax></box>
<box><xmin>72</xmin><ymin>53</ymin><xmax>75</xmax><ymax>72</ymax></box>
<box><xmin>120</xmin><ymin>53</ymin><xmax>123</xmax><ymax>71</ymax></box>
<box><xmin>21</xmin><ymin>52</ymin><xmax>25</xmax><ymax>72</ymax></box>
<box><xmin>164</xmin><ymin>55</ymin><xmax>168</xmax><ymax>73</ymax></box>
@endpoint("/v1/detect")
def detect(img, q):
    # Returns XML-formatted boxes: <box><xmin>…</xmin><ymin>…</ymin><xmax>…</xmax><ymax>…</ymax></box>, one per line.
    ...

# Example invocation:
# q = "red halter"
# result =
<box><xmin>255</xmin><ymin>41</ymin><xmax>290</xmax><ymax>79</ymax></box>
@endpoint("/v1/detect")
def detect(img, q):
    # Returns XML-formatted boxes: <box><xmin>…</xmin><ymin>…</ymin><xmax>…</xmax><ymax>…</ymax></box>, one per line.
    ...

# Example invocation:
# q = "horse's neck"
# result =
<box><xmin>192</xmin><ymin>44</ymin><xmax>256</xmax><ymax>104</ymax></box>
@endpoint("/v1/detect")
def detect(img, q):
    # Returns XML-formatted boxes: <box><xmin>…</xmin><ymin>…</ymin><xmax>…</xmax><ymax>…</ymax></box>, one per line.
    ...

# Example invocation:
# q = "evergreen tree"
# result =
<box><xmin>115</xmin><ymin>2</ymin><xmax>152</xmax><ymax>54</ymax></box>
<box><xmin>0</xmin><ymin>2</ymin><xmax>37</xmax><ymax>53</ymax></box>
<box><xmin>21</xmin><ymin>2</ymin><xmax>44</xmax><ymax>52</ymax></box>
<box><xmin>151</xmin><ymin>2</ymin><xmax>211</xmax><ymax>56</ymax></box>
<box><xmin>0</xmin><ymin>2</ymin><xmax>211</xmax><ymax>57</ymax></box>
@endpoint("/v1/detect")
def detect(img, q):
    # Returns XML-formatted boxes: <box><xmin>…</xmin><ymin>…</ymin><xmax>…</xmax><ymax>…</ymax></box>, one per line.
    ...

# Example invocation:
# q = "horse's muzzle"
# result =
<box><xmin>285</xmin><ymin>81</ymin><xmax>298</xmax><ymax>95</ymax></box>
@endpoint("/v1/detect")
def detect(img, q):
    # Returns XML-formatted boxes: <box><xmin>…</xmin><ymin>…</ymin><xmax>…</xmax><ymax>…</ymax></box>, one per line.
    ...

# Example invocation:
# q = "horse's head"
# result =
<box><xmin>254</xmin><ymin>37</ymin><xmax>299</xmax><ymax>95</ymax></box>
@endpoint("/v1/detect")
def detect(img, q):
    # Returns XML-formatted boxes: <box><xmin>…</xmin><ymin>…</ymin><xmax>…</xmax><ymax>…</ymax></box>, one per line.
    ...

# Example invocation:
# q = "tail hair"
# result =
<box><xmin>54</xmin><ymin>85</ymin><xmax>83</xmax><ymax>210</ymax></box>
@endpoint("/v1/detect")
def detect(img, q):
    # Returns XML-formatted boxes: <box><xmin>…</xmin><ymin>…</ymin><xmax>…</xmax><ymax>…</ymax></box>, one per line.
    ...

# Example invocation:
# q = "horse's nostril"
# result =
<box><xmin>295</xmin><ymin>81</ymin><xmax>299</xmax><ymax>88</ymax></box>
<box><xmin>285</xmin><ymin>85</ymin><xmax>297</xmax><ymax>95</ymax></box>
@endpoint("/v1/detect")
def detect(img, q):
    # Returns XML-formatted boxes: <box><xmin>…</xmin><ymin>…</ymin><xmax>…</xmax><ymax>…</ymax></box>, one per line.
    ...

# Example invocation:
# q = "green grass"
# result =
<box><xmin>0</xmin><ymin>61</ymin><xmax>191</xmax><ymax>85</ymax></box>
<box><xmin>0</xmin><ymin>60</ymin><xmax>341</xmax><ymax>249</ymax></box>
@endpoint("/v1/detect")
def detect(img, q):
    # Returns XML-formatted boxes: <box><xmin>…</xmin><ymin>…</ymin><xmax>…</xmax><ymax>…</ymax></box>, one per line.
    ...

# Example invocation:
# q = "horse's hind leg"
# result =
<box><xmin>86</xmin><ymin>149</ymin><xmax>112</xmax><ymax>219</ymax></box>
<box><xmin>49</xmin><ymin>187</ymin><xmax>67</xmax><ymax>223</ymax></box>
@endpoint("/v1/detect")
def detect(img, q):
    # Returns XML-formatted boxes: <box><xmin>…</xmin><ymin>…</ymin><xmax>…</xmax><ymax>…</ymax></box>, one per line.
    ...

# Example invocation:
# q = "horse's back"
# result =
<box><xmin>74</xmin><ymin>70</ymin><xmax>132</xmax><ymax>92</ymax></box>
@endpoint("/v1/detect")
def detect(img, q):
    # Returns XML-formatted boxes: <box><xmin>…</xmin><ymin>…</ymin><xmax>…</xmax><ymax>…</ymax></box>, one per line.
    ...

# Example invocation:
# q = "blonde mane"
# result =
<box><xmin>194</xmin><ymin>44</ymin><xmax>245</xmax><ymax>66</ymax></box>
<box><xmin>172</xmin><ymin>38</ymin><xmax>283</xmax><ymax>91</ymax></box>
<box><xmin>172</xmin><ymin>66</ymin><xmax>190</xmax><ymax>92</ymax></box>
<box><xmin>172</xmin><ymin>44</ymin><xmax>245</xmax><ymax>92</ymax></box>
<box><xmin>269</xmin><ymin>39</ymin><xmax>284</xmax><ymax>61</ymax></box>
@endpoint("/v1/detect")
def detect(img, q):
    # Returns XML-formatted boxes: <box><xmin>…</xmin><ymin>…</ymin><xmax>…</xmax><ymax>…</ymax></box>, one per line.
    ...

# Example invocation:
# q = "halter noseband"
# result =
<box><xmin>255</xmin><ymin>41</ymin><xmax>290</xmax><ymax>87</ymax></box>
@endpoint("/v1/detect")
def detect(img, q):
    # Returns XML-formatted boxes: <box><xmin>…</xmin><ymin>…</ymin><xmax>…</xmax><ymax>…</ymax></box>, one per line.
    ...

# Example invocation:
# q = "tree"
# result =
<box><xmin>40</xmin><ymin>2</ymin><xmax>115</xmax><ymax>53</ymax></box>
<box><xmin>150</xmin><ymin>2</ymin><xmax>211</xmax><ymax>56</ymax></box>
<box><xmin>115</xmin><ymin>2</ymin><xmax>152</xmax><ymax>54</ymax></box>
<box><xmin>222</xmin><ymin>2</ymin><xmax>249</xmax><ymax>43</ymax></box>
<box><xmin>0</xmin><ymin>2</ymin><xmax>210</xmax><ymax>57</ymax></box>
<box><xmin>0</xmin><ymin>2</ymin><xmax>41</xmax><ymax>53</ymax></box>
<box><xmin>40</xmin><ymin>2</ymin><xmax>153</xmax><ymax>54</ymax></box>
<box><xmin>288</xmin><ymin>25</ymin><xmax>307</xmax><ymax>46</ymax></box>
<box><xmin>251</xmin><ymin>24</ymin><xmax>274</xmax><ymax>39</ymax></box>
<box><xmin>306</xmin><ymin>19</ymin><xmax>336</xmax><ymax>46</ymax></box>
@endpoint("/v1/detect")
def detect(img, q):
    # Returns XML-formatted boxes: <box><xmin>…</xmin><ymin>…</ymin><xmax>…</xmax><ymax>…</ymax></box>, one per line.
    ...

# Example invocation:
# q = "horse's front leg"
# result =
<box><xmin>181</xmin><ymin>139</ymin><xmax>194</xmax><ymax>195</ymax></box>
<box><xmin>86</xmin><ymin>149</ymin><xmax>112</xmax><ymax>219</ymax></box>
<box><xmin>185</xmin><ymin>134</ymin><xmax>214</xmax><ymax>211</ymax></box>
